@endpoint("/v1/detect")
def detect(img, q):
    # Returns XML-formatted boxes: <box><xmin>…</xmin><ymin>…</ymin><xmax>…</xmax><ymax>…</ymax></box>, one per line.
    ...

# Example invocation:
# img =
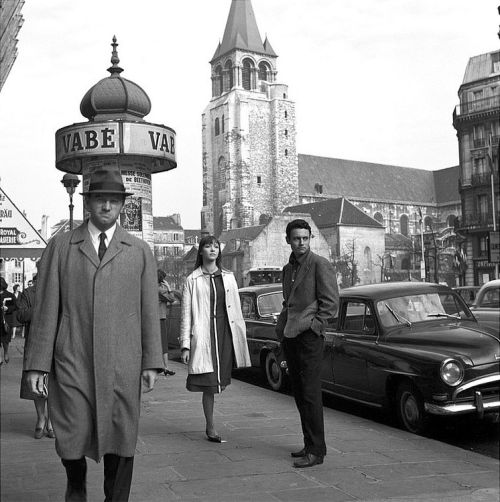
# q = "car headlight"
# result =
<box><xmin>440</xmin><ymin>359</ymin><xmax>464</xmax><ymax>386</ymax></box>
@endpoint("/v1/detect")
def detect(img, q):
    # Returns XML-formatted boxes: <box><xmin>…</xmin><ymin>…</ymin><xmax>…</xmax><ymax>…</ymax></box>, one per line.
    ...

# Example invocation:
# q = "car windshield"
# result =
<box><xmin>257</xmin><ymin>292</ymin><xmax>284</xmax><ymax>317</ymax></box>
<box><xmin>376</xmin><ymin>291</ymin><xmax>474</xmax><ymax>327</ymax></box>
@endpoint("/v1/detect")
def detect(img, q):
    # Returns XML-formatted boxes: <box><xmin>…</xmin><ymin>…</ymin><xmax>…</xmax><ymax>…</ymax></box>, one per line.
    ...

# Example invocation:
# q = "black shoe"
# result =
<box><xmin>65</xmin><ymin>485</ymin><xmax>87</xmax><ymax>501</ymax></box>
<box><xmin>291</xmin><ymin>447</ymin><xmax>307</xmax><ymax>458</ymax></box>
<box><xmin>206</xmin><ymin>430</ymin><xmax>222</xmax><ymax>443</ymax></box>
<box><xmin>293</xmin><ymin>453</ymin><xmax>324</xmax><ymax>468</ymax></box>
<box><xmin>163</xmin><ymin>369</ymin><xmax>176</xmax><ymax>376</ymax></box>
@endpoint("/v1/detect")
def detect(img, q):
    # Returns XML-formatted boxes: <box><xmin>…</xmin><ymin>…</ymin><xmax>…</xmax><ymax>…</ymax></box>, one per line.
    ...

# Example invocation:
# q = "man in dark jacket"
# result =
<box><xmin>276</xmin><ymin>219</ymin><xmax>339</xmax><ymax>468</ymax></box>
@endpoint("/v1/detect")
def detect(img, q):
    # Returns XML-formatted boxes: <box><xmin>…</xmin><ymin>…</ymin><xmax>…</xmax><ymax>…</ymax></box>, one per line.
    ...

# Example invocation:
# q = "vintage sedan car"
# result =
<box><xmin>239</xmin><ymin>282</ymin><xmax>500</xmax><ymax>435</ymax></box>
<box><xmin>322</xmin><ymin>281</ymin><xmax>500</xmax><ymax>434</ymax></box>
<box><xmin>239</xmin><ymin>284</ymin><xmax>285</xmax><ymax>390</ymax></box>
<box><xmin>469</xmin><ymin>279</ymin><xmax>500</xmax><ymax>333</ymax></box>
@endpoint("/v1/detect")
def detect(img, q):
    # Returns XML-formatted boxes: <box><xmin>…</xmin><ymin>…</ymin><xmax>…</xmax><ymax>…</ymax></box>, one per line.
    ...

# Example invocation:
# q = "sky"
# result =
<box><xmin>0</xmin><ymin>0</ymin><xmax>498</xmax><ymax>231</ymax></box>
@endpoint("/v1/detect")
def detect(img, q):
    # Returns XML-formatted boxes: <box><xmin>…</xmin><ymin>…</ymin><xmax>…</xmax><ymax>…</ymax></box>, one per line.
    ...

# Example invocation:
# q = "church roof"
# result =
<box><xmin>153</xmin><ymin>216</ymin><xmax>183</xmax><ymax>231</ymax></box>
<box><xmin>298</xmin><ymin>154</ymin><xmax>447</xmax><ymax>205</ymax></box>
<box><xmin>285</xmin><ymin>197</ymin><xmax>384</xmax><ymax>229</ymax></box>
<box><xmin>433</xmin><ymin>165</ymin><xmax>460</xmax><ymax>205</ymax></box>
<box><xmin>211</xmin><ymin>0</ymin><xmax>277</xmax><ymax>62</ymax></box>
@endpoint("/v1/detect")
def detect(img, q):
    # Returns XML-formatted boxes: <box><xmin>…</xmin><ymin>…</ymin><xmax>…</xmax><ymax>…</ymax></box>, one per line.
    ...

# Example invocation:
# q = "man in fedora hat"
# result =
<box><xmin>25</xmin><ymin>166</ymin><xmax>163</xmax><ymax>501</ymax></box>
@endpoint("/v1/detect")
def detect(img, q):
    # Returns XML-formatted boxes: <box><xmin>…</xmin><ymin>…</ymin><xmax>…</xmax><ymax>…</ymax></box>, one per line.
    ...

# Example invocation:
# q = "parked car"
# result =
<box><xmin>470</xmin><ymin>279</ymin><xmax>500</xmax><ymax>333</ymax></box>
<box><xmin>239</xmin><ymin>281</ymin><xmax>500</xmax><ymax>435</ymax></box>
<box><xmin>453</xmin><ymin>285</ymin><xmax>480</xmax><ymax>306</ymax></box>
<box><xmin>239</xmin><ymin>284</ymin><xmax>285</xmax><ymax>390</ymax></box>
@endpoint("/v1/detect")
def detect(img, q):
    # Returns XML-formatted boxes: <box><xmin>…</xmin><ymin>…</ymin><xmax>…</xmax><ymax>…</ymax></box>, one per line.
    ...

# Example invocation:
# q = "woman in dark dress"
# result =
<box><xmin>180</xmin><ymin>236</ymin><xmax>251</xmax><ymax>442</ymax></box>
<box><xmin>1</xmin><ymin>277</ymin><xmax>16</xmax><ymax>365</ymax></box>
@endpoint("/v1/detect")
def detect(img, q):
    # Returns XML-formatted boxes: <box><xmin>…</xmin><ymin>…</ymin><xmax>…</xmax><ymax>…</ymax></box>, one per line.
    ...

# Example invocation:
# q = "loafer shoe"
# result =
<box><xmin>291</xmin><ymin>447</ymin><xmax>307</xmax><ymax>458</ymax></box>
<box><xmin>293</xmin><ymin>453</ymin><xmax>324</xmax><ymax>468</ymax></box>
<box><xmin>34</xmin><ymin>427</ymin><xmax>44</xmax><ymax>439</ymax></box>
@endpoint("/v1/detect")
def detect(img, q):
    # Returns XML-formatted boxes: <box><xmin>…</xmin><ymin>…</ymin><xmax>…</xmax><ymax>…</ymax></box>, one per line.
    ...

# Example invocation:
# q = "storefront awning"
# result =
<box><xmin>0</xmin><ymin>248</ymin><xmax>45</xmax><ymax>260</ymax></box>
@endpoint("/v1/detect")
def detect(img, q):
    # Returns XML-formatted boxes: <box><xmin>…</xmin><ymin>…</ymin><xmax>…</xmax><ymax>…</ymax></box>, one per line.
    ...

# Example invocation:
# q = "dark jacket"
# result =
<box><xmin>276</xmin><ymin>250</ymin><xmax>339</xmax><ymax>340</ymax></box>
<box><xmin>16</xmin><ymin>285</ymin><xmax>36</xmax><ymax>340</ymax></box>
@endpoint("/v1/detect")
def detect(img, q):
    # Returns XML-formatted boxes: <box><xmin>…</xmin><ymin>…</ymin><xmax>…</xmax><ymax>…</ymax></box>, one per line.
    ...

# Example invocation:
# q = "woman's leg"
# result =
<box><xmin>202</xmin><ymin>392</ymin><xmax>216</xmax><ymax>436</ymax></box>
<box><xmin>2</xmin><ymin>342</ymin><xmax>9</xmax><ymax>363</ymax></box>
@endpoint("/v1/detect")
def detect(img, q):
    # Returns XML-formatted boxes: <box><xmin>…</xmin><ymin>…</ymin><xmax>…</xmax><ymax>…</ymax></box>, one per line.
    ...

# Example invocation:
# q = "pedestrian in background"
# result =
<box><xmin>24</xmin><ymin>167</ymin><xmax>163</xmax><ymax>502</ymax></box>
<box><xmin>158</xmin><ymin>269</ymin><xmax>176</xmax><ymax>376</ymax></box>
<box><xmin>276</xmin><ymin>219</ymin><xmax>339</xmax><ymax>468</ymax></box>
<box><xmin>17</xmin><ymin>274</ymin><xmax>55</xmax><ymax>439</ymax></box>
<box><xmin>11</xmin><ymin>284</ymin><xmax>24</xmax><ymax>339</ymax></box>
<box><xmin>1</xmin><ymin>276</ymin><xmax>16</xmax><ymax>365</ymax></box>
<box><xmin>180</xmin><ymin>235</ymin><xmax>251</xmax><ymax>443</ymax></box>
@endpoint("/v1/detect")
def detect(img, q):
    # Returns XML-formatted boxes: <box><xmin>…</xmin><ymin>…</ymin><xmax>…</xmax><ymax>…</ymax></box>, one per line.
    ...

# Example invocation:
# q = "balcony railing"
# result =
<box><xmin>454</xmin><ymin>96</ymin><xmax>500</xmax><ymax>118</ymax></box>
<box><xmin>459</xmin><ymin>171</ymin><xmax>499</xmax><ymax>189</ymax></box>
<box><xmin>455</xmin><ymin>211</ymin><xmax>500</xmax><ymax>230</ymax></box>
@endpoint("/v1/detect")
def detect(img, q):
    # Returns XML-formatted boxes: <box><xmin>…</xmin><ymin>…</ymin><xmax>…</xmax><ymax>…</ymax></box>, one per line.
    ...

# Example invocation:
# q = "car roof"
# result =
<box><xmin>340</xmin><ymin>281</ymin><xmax>453</xmax><ymax>301</ymax></box>
<box><xmin>239</xmin><ymin>284</ymin><xmax>283</xmax><ymax>294</ymax></box>
<box><xmin>478</xmin><ymin>279</ymin><xmax>500</xmax><ymax>289</ymax></box>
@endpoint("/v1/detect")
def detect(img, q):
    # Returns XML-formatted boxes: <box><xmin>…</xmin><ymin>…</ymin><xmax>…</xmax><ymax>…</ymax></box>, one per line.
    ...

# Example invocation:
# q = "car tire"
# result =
<box><xmin>395</xmin><ymin>381</ymin><xmax>426</xmax><ymax>435</ymax></box>
<box><xmin>264</xmin><ymin>351</ymin><xmax>283</xmax><ymax>392</ymax></box>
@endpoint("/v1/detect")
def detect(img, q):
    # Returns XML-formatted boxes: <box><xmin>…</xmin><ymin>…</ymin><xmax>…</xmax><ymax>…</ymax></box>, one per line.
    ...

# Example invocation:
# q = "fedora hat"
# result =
<box><xmin>81</xmin><ymin>167</ymin><xmax>133</xmax><ymax>196</ymax></box>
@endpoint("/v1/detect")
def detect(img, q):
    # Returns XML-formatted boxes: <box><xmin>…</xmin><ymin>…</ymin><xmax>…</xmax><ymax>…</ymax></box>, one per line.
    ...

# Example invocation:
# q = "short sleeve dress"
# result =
<box><xmin>186</xmin><ymin>269</ymin><xmax>234</xmax><ymax>394</ymax></box>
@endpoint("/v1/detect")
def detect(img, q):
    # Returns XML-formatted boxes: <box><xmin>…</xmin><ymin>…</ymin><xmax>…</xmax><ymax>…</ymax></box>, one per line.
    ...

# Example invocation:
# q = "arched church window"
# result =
<box><xmin>242</xmin><ymin>59</ymin><xmax>254</xmax><ymax>90</ymax></box>
<box><xmin>214</xmin><ymin>118</ymin><xmax>220</xmax><ymax>136</ymax></box>
<box><xmin>258</xmin><ymin>62</ymin><xmax>270</xmax><ymax>81</ymax></box>
<box><xmin>224</xmin><ymin>60</ymin><xmax>233</xmax><ymax>91</ymax></box>
<box><xmin>215</xmin><ymin>65</ymin><xmax>223</xmax><ymax>96</ymax></box>
<box><xmin>424</xmin><ymin>216</ymin><xmax>433</xmax><ymax>231</ymax></box>
<box><xmin>221</xmin><ymin>115</ymin><xmax>225</xmax><ymax>134</ymax></box>
<box><xmin>447</xmin><ymin>214</ymin><xmax>456</xmax><ymax>228</ymax></box>
<box><xmin>400</xmin><ymin>214</ymin><xmax>409</xmax><ymax>236</ymax></box>
<box><xmin>364</xmin><ymin>247</ymin><xmax>372</xmax><ymax>270</ymax></box>
<box><xmin>374</xmin><ymin>212</ymin><xmax>383</xmax><ymax>224</ymax></box>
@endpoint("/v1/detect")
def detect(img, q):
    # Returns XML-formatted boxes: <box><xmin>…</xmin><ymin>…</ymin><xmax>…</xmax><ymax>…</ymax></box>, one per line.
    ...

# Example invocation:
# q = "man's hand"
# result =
<box><xmin>141</xmin><ymin>369</ymin><xmax>159</xmax><ymax>393</ymax></box>
<box><xmin>26</xmin><ymin>370</ymin><xmax>47</xmax><ymax>397</ymax></box>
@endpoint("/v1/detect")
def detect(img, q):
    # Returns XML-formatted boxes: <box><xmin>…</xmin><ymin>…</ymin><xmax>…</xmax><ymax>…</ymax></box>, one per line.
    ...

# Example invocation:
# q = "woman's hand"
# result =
<box><xmin>181</xmin><ymin>348</ymin><xmax>190</xmax><ymax>365</ymax></box>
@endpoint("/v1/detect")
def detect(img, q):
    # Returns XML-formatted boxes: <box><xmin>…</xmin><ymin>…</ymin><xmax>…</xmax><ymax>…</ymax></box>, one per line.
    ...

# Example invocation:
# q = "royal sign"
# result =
<box><xmin>56</xmin><ymin>121</ymin><xmax>177</xmax><ymax>173</ymax></box>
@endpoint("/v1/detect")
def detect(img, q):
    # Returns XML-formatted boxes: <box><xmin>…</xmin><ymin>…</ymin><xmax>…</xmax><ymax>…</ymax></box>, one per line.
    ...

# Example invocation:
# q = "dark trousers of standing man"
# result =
<box><xmin>282</xmin><ymin>329</ymin><xmax>326</xmax><ymax>457</ymax></box>
<box><xmin>62</xmin><ymin>454</ymin><xmax>134</xmax><ymax>502</ymax></box>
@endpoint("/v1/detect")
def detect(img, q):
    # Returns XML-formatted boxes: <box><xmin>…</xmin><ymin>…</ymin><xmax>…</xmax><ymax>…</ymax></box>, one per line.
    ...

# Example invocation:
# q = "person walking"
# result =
<box><xmin>11</xmin><ymin>284</ymin><xmax>24</xmax><ymax>338</ymax></box>
<box><xmin>1</xmin><ymin>277</ymin><xmax>16</xmax><ymax>365</ymax></box>
<box><xmin>180</xmin><ymin>235</ymin><xmax>251</xmax><ymax>443</ymax></box>
<box><xmin>17</xmin><ymin>274</ymin><xmax>55</xmax><ymax>439</ymax></box>
<box><xmin>276</xmin><ymin>219</ymin><xmax>339</xmax><ymax>468</ymax></box>
<box><xmin>24</xmin><ymin>167</ymin><xmax>163</xmax><ymax>502</ymax></box>
<box><xmin>158</xmin><ymin>269</ymin><xmax>176</xmax><ymax>376</ymax></box>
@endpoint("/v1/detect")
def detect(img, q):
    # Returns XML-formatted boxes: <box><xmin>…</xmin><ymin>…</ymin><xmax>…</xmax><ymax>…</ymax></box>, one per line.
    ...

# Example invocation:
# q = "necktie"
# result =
<box><xmin>98</xmin><ymin>233</ymin><xmax>107</xmax><ymax>261</ymax></box>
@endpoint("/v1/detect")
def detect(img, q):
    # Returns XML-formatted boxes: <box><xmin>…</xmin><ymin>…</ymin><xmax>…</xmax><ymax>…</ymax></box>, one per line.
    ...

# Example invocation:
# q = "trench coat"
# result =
<box><xmin>180</xmin><ymin>267</ymin><xmax>251</xmax><ymax>374</ymax></box>
<box><xmin>24</xmin><ymin>221</ymin><xmax>163</xmax><ymax>461</ymax></box>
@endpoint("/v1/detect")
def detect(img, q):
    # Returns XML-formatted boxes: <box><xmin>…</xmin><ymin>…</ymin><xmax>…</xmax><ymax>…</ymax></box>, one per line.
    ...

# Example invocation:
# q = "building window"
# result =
<box><xmin>479</xmin><ymin>236</ymin><xmax>488</xmax><ymax>257</ymax></box>
<box><xmin>314</xmin><ymin>183</ymin><xmax>323</xmax><ymax>194</ymax></box>
<box><xmin>256</xmin><ymin>176</ymin><xmax>262</xmax><ymax>186</ymax></box>
<box><xmin>492</xmin><ymin>51</ymin><xmax>500</xmax><ymax>73</ymax></box>
<box><xmin>364</xmin><ymin>247</ymin><xmax>372</xmax><ymax>270</ymax></box>
<box><xmin>283</xmin><ymin>93</ymin><xmax>287</xmax><ymax>99</ymax></box>
<box><xmin>373</xmin><ymin>212</ymin><xmax>384</xmax><ymax>224</ymax></box>
<box><xmin>284</xmin><ymin>110</ymin><xmax>288</xmax><ymax>118</ymax></box>
<box><xmin>258</xmin><ymin>62</ymin><xmax>270</xmax><ymax>81</ymax></box>
<box><xmin>242</xmin><ymin>59</ymin><xmax>254</xmax><ymax>90</ymax></box>
<box><xmin>400</xmin><ymin>214</ymin><xmax>409</xmax><ymax>236</ymax></box>
<box><xmin>284</xmin><ymin>129</ymin><xmax>288</xmax><ymax>137</ymax></box>
<box><xmin>224</xmin><ymin>60</ymin><xmax>233</xmax><ymax>91</ymax></box>
<box><xmin>12</xmin><ymin>273</ymin><xmax>23</xmax><ymax>283</ymax></box>
<box><xmin>477</xmin><ymin>194</ymin><xmax>488</xmax><ymax>215</ymax></box>
<box><xmin>214</xmin><ymin>65</ymin><xmax>223</xmax><ymax>96</ymax></box>
<box><xmin>215</xmin><ymin>118</ymin><xmax>220</xmax><ymax>136</ymax></box>
<box><xmin>221</xmin><ymin>115</ymin><xmax>225</xmax><ymax>134</ymax></box>
<box><xmin>474</xmin><ymin>157</ymin><xmax>486</xmax><ymax>174</ymax></box>
<box><xmin>285</xmin><ymin>149</ymin><xmax>288</xmax><ymax>156</ymax></box>
<box><xmin>14</xmin><ymin>259</ymin><xmax>22</xmax><ymax>268</ymax></box>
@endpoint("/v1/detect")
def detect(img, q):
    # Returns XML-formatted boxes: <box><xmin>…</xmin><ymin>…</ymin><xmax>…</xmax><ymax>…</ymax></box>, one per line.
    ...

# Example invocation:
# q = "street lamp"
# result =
<box><xmin>61</xmin><ymin>173</ymin><xmax>80</xmax><ymax>231</ymax></box>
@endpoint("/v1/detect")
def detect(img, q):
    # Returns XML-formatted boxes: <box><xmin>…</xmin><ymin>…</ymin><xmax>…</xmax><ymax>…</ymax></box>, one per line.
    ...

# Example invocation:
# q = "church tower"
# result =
<box><xmin>201</xmin><ymin>0</ymin><xmax>299</xmax><ymax>237</ymax></box>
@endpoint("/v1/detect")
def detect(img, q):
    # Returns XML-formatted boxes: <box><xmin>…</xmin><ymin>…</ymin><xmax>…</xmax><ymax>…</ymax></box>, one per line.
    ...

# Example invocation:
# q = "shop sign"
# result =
<box><xmin>488</xmin><ymin>231</ymin><xmax>499</xmax><ymax>263</ymax></box>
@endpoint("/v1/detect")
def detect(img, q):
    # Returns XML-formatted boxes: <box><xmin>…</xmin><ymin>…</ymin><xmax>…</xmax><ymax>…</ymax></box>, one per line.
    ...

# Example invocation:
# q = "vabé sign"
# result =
<box><xmin>56</xmin><ymin>121</ymin><xmax>177</xmax><ymax>173</ymax></box>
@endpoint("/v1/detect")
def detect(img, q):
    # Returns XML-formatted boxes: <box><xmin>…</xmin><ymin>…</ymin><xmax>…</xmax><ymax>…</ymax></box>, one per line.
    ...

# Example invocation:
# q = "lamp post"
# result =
<box><xmin>61</xmin><ymin>173</ymin><xmax>80</xmax><ymax>231</ymax></box>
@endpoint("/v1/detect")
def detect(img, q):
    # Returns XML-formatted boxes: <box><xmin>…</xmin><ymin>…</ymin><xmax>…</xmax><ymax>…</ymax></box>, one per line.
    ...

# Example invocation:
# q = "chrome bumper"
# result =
<box><xmin>425</xmin><ymin>374</ymin><xmax>500</xmax><ymax>417</ymax></box>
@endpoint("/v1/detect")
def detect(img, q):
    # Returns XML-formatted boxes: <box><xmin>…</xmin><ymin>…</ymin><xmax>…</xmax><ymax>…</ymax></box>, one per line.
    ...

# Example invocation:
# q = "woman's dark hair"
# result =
<box><xmin>157</xmin><ymin>269</ymin><xmax>166</xmax><ymax>284</ymax></box>
<box><xmin>194</xmin><ymin>235</ymin><xmax>222</xmax><ymax>270</ymax></box>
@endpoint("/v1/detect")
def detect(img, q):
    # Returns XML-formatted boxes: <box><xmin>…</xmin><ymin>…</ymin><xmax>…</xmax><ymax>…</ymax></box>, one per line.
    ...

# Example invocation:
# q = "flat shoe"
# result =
<box><xmin>163</xmin><ymin>369</ymin><xmax>176</xmax><ymax>376</ymax></box>
<box><xmin>46</xmin><ymin>428</ymin><xmax>55</xmax><ymax>438</ymax></box>
<box><xmin>293</xmin><ymin>453</ymin><xmax>324</xmax><ymax>468</ymax></box>
<box><xmin>4</xmin><ymin>355</ymin><xmax>9</xmax><ymax>363</ymax></box>
<box><xmin>34</xmin><ymin>427</ymin><xmax>44</xmax><ymax>439</ymax></box>
<box><xmin>206</xmin><ymin>430</ymin><xmax>222</xmax><ymax>443</ymax></box>
<box><xmin>291</xmin><ymin>447</ymin><xmax>307</xmax><ymax>458</ymax></box>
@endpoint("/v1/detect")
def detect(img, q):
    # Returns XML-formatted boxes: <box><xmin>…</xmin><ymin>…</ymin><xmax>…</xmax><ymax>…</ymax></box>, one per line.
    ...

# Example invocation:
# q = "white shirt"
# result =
<box><xmin>87</xmin><ymin>220</ymin><xmax>117</xmax><ymax>256</ymax></box>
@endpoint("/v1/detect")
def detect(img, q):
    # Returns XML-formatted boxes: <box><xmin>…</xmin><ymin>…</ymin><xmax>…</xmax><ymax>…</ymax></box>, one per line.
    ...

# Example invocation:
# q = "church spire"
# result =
<box><xmin>210</xmin><ymin>0</ymin><xmax>277</xmax><ymax>63</ymax></box>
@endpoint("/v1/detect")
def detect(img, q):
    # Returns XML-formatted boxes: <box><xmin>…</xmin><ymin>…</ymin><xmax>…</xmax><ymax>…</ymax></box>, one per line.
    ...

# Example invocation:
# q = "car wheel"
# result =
<box><xmin>264</xmin><ymin>351</ymin><xmax>283</xmax><ymax>391</ymax></box>
<box><xmin>396</xmin><ymin>381</ymin><xmax>426</xmax><ymax>434</ymax></box>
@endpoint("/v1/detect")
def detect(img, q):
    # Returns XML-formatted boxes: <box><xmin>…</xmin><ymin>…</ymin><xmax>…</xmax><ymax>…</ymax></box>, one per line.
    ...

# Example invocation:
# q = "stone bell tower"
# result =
<box><xmin>55</xmin><ymin>37</ymin><xmax>177</xmax><ymax>250</ymax></box>
<box><xmin>201</xmin><ymin>0</ymin><xmax>298</xmax><ymax>237</ymax></box>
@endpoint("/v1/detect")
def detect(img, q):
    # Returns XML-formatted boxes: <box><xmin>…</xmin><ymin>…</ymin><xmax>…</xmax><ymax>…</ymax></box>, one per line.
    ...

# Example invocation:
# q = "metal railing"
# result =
<box><xmin>455</xmin><ymin>211</ymin><xmax>500</xmax><ymax>229</ymax></box>
<box><xmin>459</xmin><ymin>171</ymin><xmax>499</xmax><ymax>189</ymax></box>
<box><xmin>454</xmin><ymin>96</ymin><xmax>500</xmax><ymax>117</ymax></box>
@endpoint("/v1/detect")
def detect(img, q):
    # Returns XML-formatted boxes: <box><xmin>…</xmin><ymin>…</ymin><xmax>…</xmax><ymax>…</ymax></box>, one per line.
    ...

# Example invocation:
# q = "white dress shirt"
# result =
<box><xmin>87</xmin><ymin>220</ymin><xmax>117</xmax><ymax>256</ymax></box>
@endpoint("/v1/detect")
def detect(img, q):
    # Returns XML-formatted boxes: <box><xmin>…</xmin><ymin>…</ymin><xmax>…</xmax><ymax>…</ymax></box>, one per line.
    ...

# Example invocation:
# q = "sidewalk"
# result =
<box><xmin>1</xmin><ymin>336</ymin><xmax>499</xmax><ymax>502</ymax></box>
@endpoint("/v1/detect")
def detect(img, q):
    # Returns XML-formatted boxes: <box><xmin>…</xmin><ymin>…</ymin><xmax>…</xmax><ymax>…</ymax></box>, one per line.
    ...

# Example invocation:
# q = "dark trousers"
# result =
<box><xmin>62</xmin><ymin>454</ymin><xmax>134</xmax><ymax>502</ymax></box>
<box><xmin>283</xmin><ymin>329</ymin><xmax>326</xmax><ymax>457</ymax></box>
